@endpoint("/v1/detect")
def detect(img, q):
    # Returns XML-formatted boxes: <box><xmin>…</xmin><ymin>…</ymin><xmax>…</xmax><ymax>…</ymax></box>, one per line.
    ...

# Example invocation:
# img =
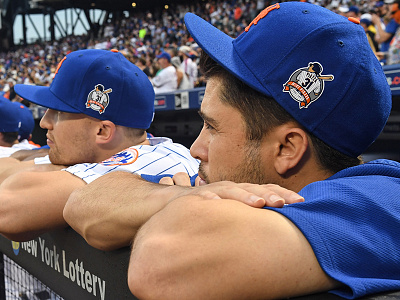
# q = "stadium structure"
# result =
<box><xmin>0</xmin><ymin>0</ymin><xmax>183</xmax><ymax>50</ymax></box>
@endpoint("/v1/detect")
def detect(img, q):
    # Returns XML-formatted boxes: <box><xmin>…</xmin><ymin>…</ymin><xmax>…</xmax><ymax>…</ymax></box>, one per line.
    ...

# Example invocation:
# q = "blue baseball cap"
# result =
<box><xmin>348</xmin><ymin>5</ymin><xmax>360</xmax><ymax>14</ymax></box>
<box><xmin>0</xmin><ymin>97</ymin><xmax>21</xmax><ymax>133</ymax></box>
<box><xmin>14</xmin><ymin>49</ymin><xmax>155</xmax><ymax>129</ymax></box>
<box><xmin>11</xmin><ymin>102</ymin><xmax>35</xmax><ymax>141</ymax></box>
<box><xmin>184</xmin><ymin>2</ymin><xmax>391</xmax><ymax>157</ymax></box>
<box><xmin>156</xmin><ymin>52</ymin><xmax>171</xmax><ymax>62</ymax></box>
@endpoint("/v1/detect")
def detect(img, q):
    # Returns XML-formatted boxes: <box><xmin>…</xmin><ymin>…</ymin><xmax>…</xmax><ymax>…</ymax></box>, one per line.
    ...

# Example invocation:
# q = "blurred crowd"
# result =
<box><xmin>0</xmin><ymin>0</ymin><xmax>399</xmax><ymax>102</ymax></box>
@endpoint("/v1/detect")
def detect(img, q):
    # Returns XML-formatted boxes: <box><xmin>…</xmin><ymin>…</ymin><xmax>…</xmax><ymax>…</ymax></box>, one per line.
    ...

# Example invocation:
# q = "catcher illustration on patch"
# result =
<box><xmin>86</xmin><ymin>84</ymin><xmax>112</xmax><ymax>114</ymax></box>
<box><xmin>283</xmin><ymin>62</ymin><xmax>334</xmax><ymax>109</ymax></box>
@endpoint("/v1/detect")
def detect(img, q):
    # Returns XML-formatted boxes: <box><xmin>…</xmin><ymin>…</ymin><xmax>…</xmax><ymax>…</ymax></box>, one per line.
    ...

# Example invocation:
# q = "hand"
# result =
<box><xmin>160</xmin><ymin>173</ymin><xmax>304</xmax><ymax>208</ymax></box>
<box><xmin>371</xmin><ymin>14</ymin><xmax>381</xmax><ymax>25</ymax></box>
<box><xmin>159</xmin><ymin>172</ymin><xmax>200</xmax><ymax>186</ymax></box>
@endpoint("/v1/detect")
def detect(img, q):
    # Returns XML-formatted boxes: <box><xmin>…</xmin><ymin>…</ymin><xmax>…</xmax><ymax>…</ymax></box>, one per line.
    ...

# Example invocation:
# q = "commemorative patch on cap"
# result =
<box><xmin>283</xmin><ymin>62</ymin><xmax>334</xmax><ymax>109</ymax></box>
<box><xmin>86</xmin><ymin>84</ymin><xmax>112</xmax><ymax>114</ymax></box>
<box><xmin>100</xmin><ymin>148</ymin><xmax>139</xmax><ymax>166</ymax></box>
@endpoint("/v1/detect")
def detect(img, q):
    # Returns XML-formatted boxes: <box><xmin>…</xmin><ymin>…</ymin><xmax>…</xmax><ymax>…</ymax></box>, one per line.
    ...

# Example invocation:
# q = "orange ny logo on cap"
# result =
<box><xmin>53</xmin><ymin>56</ymin><xmax>67</xmax><ymax>79</ymax></box>
<box><xmin>245</xmin><ymin>3</ymin><xmax>280</xmax><ymax>32</ymax></box>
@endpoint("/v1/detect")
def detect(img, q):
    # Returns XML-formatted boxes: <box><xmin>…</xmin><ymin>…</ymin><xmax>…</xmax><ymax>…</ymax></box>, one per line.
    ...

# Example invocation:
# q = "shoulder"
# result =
<box><xmin>65</xmin><ymin>140</ymin><xmax>199</xmax><ymax>183</ymax></box>
<box><xmin>265</xmin><ymin>160</ymin><xmax>400</xmax><ymax>298</ymax></box>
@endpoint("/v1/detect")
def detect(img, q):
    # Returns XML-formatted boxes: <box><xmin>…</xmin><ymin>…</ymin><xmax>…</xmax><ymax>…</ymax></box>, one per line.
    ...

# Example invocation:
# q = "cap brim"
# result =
<box><xmin>14</xmin><ymin>84</ymin><xmax>80</xmax><ymax>113</ymax></box>
<box><xmin>184</xmin><ymin>13</ymin><xmax>269</xmax><ymax>96</ymax></box>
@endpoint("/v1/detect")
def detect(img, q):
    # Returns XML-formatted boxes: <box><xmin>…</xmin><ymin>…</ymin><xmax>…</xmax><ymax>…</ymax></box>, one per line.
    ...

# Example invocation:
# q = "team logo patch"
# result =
<box><xmin>100</xmin><ymin>148</ymin><xmax>139</xmax><ymax>166</ymax></box>
<box><xmin>86</xmin><ymin>84</ymin><xmax>112</xmax><ymax>114</ymax></box>
<box><xmin>283</xmin><ymin>62</ymin><xmax>334</xmax><ymax>109</ymax></box>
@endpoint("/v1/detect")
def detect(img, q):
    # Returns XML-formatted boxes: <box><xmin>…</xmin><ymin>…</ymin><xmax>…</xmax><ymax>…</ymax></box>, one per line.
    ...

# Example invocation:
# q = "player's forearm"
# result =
<box><xmin>0</xmin><ymin>158</ymin><xmax>32</xmax><ymax>184</ymax></box>
<box><xmin>0</xmin><ymin>170</ymin><xmax>84</xmax><ymax>241</ymax></box>
<box><xmin>374</xmin><ymin>23</ymin><xmax>391</xmax><ymax>43</ymax></box>
<box><xmin>0</xmin><ymin>158</ymin><xmax>64</xmax><ymax>185</ymax></box>
<box><xmin>10</xmin><ymin>148</ymin><xmax>49</xmax><ymax>161</ymax></box>
<box><xmin>64</xmin><ymin>171</ymin><xmax>187</xmax><ymax>251</ymax></box>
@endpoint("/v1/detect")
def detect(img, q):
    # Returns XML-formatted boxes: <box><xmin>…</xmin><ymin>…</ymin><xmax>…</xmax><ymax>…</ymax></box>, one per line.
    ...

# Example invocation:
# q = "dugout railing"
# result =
<box><xmin>1</xmin><ymin>229</ymin><xmax>400</xmax><ymax>300</ymax></box>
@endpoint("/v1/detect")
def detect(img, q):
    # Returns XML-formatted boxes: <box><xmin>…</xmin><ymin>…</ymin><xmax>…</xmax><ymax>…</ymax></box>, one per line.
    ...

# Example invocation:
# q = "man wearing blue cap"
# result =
<box><xmin>118</xmin><ymin>2</ymin><xmax>397</xmax><ymax>299</ymax></box>
<box><xmin>63</xmin><ymin>2</ymin><xmax>400</xmax><ymax>299</ymax></box>
<box><xmin>0</xmin><ymin>100</ymin><xmax>20</xmax><ymax>148</ymax></box>
<box><xmin>0</xmin><ymin>98</ymin><xmax>40</xmax><ymax>158</ymax></box>
<box><xmin>0</xmin><ymin>49</ymin><xmax>199</xmax><ymax>243</ymax></box>
<box><xmin>152</xmin><ymin>51</ymin><xmax>178</xmax><ymax>94</ymax></box>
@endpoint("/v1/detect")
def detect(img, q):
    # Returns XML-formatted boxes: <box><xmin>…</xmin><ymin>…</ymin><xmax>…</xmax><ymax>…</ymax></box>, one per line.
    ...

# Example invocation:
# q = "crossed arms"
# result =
<box><xmin>0</xmin><ymin>157</ymin><xmax>85</xmax><ymax>241</ymax></box>
<box><xmin>64</xmin><ymin>171</ymin><xmax>340</xmax><ymax>299</ymax></box>
<box><xmin>0</xmin><ymin>156</ymin><xmax>339</xmax><ymax>298</ymax></box>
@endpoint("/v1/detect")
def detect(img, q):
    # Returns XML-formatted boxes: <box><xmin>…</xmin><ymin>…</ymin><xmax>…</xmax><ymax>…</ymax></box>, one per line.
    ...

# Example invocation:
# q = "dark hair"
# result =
<box><xmin>138</xmin><ymin>57</ymin><xmax>147</xmax><ymax>66</ymax></box>
<box><xmin>122</xmin><ymin>126</ymin><xmax>146</xmax><ymax>139</ymax></box>
<box><xmin>1</xmin><ymin>132</ymin><xmax>18</xmax><ymax>145</ymax></box>
<box><xmin>199</xmin><ymin>51</ymin><xmax>362</xmax><ymax>173</ymax></box>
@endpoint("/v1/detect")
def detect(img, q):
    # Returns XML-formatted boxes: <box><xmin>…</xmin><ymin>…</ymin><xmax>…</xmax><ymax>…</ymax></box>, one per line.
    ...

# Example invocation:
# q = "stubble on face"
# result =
<box><xmin>199</xmin><ymin>142</ymin><xmax>266</xmax><ymax>185</ymax></box>
<box><xmin>48</xmin><ymin>128</ymin><xmax>97</xmax><ymax>166</ymax></box>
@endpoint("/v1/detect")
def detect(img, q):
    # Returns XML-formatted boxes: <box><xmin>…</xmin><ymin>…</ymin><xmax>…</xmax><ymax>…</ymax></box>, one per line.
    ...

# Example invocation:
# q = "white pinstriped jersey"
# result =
<box><xmin>64</xmin><ymin>137</ymin><xmax>199</xmax><ymax>184</ymax></box>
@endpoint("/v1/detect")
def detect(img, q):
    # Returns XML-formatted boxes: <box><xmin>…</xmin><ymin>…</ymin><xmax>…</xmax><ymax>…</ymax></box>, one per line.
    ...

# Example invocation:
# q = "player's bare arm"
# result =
<box><xmin>0</xmin><ymin>158</ymin><xmax>35</xmax><ymax>184</ymax></box>
<box><xmin>64</xmin><ymin>171</ymin><xmax>304</xmax><ymax>251</ymax></box>
<box><xmin>0</xmin><ymin>170</ymin><xmax>85</xmax><ymax>241</ymax></box>
<box><xmin>0</xmin><ymin>157</ymin><xmax>66</xmax><ymax>185</ymax></box>
<box><xmin>128</xmin><ymin>196</ymin><xmax>341</xmax><ymax>299</ymax></box>
<box><xmin>10</xmin><ymin>148</ymin><xmax>49</xmax><ymax>161</ymax></box>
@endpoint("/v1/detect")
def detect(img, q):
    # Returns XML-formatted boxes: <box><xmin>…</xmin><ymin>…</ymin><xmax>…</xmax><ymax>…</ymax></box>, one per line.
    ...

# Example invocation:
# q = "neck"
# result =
<box><xmin>96</xmin><ymin>132</ymin><xmax>150</xmax><ymax>163</ymax></box>
<box><xmin>0</xmin><ymin>138</ymin><xmax>17</xmax><ymax>148</ymax></box>
<box><xmin>270</xmin><ymin>147</ymin><xmax>334</xmax><ymax>193</ymax></box>
<box><xmin>280</xmin><ymin>167</ymin><xmax>333</xmax><ymax>193</ymax></box>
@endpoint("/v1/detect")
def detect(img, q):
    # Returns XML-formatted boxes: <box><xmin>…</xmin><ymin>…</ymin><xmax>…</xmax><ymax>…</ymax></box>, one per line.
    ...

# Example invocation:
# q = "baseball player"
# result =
<box><xmin>0</xmin><ymin>97</ymin><xmax>39</xmax><ymax>158</ymax></box>
<box><xmin>120</xmin><ymin>3</ymin><xmax>396</xmax><ymax>299</ymax></box>
<box><xmin>0</xmin><ymin>49</ymin><xmax>199</xmax><ymax>243</ymax></box>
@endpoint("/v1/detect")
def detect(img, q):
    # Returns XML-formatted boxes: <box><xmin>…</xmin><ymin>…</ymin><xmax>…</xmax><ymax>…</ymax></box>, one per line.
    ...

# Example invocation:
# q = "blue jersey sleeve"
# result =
<box><xmin>140</xmin><ymin>173</ymin><xmax>198</xmax><ymax>186</ymax></box>
<box><xmin>266</xmin><ymin>164</ymin><xmax>400</xmax><ymax>299</ymax></box>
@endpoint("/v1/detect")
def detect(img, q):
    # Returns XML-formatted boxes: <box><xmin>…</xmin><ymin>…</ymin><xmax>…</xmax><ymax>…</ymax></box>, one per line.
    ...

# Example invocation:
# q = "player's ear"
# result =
<box><xmin>273</xmin><ymin>124</ymin><xmax>309</xmax><ymax>176</ymax></box>
<box><xmin>95</xmin><ymin>120</ymin><xmax>116</xmax><ymax>144</ymax></box>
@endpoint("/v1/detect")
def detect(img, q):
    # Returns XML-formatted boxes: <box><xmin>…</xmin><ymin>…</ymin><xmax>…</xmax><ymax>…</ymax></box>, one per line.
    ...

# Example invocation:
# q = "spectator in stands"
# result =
<box><xmin>178</xmin><ymin>45</ymin><xmax>198</xmax><ymax>88</ymax></box>
<box><xmin>135</xmin><ymin>56</ymin><xmax>151</xmax><ymax>77</ymax></box>
<box><xmin>171</xmin><ymin>56</ymin><xmax>191</xmax><ymax>90</ymax></box>
<box><xmin>151</xmin><ymin>51</ymin><xmax>178</xmax><ymax>93</ymax></box>
<box><xmin>3</xmin><ymin>78</ymin><xmax>16</xmax><ymax>101</ymax></box>
<box><xmin>346</xmin><ymin>5</ymin><xmax>360</xmax><ymax>19</ymax></box>
<box><xmin>360</xmin><ymin>13</ymin><xmax>379</xmax><ymax>54</ymax></box>
<box><xmin>0</xmin><ymin>49</ymin><xmax>199</xmax><ymax>242</ymax></box>
<box><xmin>233</xmin><ymin>4</ymin><xmax>243</xmax><ymax>25</ymax></box>
<box><xmin>372</xmin><ymin>0</ymin><xmax>399</xmax><ymax>63</ymax></box>
<box><xmin>62</xmin><ymin>3</ymin><xmax>399</xmax><ymax>299</ymax></box>
<box><xmin>386</xmin><ymin>0</ymin><xmax>400</xmax><ymax>64</ymax></box>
